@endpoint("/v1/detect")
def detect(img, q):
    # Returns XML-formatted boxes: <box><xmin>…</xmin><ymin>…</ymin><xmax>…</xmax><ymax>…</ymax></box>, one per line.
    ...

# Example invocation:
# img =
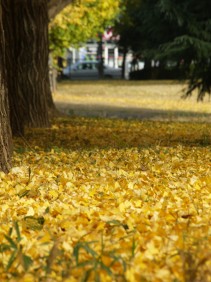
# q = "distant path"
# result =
<box><xmin>54</xmin><ymin>81</ymin><xmax>211</xmax><ymax>123</ymax></box>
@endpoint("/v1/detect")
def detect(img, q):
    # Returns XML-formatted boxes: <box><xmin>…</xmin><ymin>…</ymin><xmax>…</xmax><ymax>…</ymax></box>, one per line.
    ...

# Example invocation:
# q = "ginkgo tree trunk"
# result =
<box><xmin>0</xmin><ymin>77</ymin><xmax>11</xmax><ymax>173</ymax></box>
<box><xmin>2</xmin><ymin>0</ymin><xmax>52</xmax><ymax>136</ymax></box>
<box><xmin>0</xmin><ymin>0</ymin><xmax>73</xmax><ymax>172</ymax></box>
<box><xmin>0</xmin><ymin>1</ymin><xmax>12</xmax><ymax>173</ymax></box>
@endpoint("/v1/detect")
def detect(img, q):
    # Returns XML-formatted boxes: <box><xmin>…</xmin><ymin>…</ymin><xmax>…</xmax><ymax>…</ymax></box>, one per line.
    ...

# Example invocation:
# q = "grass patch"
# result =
<box><xmin>54</xmin><ymin>80</ymin><xmax>211</xmax><ymax>122</ymax></box>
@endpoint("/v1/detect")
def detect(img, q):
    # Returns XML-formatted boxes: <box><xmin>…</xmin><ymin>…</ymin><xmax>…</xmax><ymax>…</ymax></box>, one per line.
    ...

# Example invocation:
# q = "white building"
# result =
<box><xmin>66</xmin><ymin>40</ymin><xmax>122</xmax><ymax>69</ymax></box>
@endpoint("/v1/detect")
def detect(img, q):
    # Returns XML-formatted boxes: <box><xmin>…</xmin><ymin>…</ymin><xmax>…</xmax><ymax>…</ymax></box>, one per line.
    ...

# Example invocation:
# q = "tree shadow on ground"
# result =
<box><xmin>14</xmin><ymin>106</ymin><xmax>211</xmax><ymax>152</ymax></box>
<box><xmin>56</xmin><ymin>102</ymin><xmax>211</xmax><ymax>123</ymax></box>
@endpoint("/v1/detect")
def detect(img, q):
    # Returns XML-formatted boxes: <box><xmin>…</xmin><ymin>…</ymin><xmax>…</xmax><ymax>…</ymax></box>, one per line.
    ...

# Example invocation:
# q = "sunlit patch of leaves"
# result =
<box><xmin>0</xmin><ymin>117</ymin><xmax>211</xmax><ymax>281</ymax></box>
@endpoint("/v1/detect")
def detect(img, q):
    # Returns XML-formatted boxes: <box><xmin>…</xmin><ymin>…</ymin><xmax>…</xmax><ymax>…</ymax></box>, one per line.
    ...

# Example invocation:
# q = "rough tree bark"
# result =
<box><xmin>0</xmin><ymin>1</ymin><xmax>12</xmax><ymax>173</ymax></box>
<box><xmin>2</xmin><ymin>0</ymin><xmax>50</xmax><ymax>136</ymax></box>
<box><xmin>48</xmin><ymin>0</ymin><xmax>73</xmax><ymax>19</ymax></box>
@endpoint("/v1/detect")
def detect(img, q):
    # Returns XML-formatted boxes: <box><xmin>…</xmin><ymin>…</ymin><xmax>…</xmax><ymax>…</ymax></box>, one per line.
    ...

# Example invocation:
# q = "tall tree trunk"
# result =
<box><xmin>0</xmin><ymin>1</ymin><xmax>12</xmax><ymax>173</ymax></box>
<box><xmin>121</xmin><ymin>46</ymin><xmax>127</xmax><ymax>79</ymax></box>
<box><xmin>97</xmin><ymin>33</ymin><xmax>104</xmax><ymax>79</ymax></box>
<box><xmin>2</xmin><ymin>0</ymin><xmax>51</xmax><ymax>136</ymax></box>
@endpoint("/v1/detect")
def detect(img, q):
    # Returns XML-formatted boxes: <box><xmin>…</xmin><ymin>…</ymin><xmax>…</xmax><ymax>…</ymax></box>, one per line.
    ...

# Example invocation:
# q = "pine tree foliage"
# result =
<box><xmin>116</xmin><ymin>0</ymin><xmax>211</xmax><ymax>99</ymax></box>
<box><xmin>159</xmin><ymin>0</ymin><xmax>211</xmax><ymax>100</ymax></box>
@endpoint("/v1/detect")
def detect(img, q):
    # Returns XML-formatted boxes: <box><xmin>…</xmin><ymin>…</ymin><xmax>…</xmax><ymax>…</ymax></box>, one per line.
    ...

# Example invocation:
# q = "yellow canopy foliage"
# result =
<box><xmin>49</xmin><ymin>0</ymin><xmax>121</xmax><ymax>53</ymax></box>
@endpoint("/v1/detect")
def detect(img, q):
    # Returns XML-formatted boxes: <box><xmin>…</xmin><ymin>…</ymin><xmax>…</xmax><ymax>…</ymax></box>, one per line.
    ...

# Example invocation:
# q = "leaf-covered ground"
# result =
<box><xmin>1</xmin><ymin>116</ymin><xmax>211</xmax><ymax>281</ymax></box>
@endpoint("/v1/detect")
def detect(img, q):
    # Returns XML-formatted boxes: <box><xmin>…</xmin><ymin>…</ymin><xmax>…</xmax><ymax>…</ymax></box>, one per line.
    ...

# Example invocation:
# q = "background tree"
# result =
<box><xmin>115</xmin><ymin>0</ymin><xmax>181</xmax><ymax>76</ymax></box>
<box><xmin>158</xmin><ymin>0</ymin><xmax>211</xmax><ymax>100</ymax></box>
<box><xmin>113</xmin><ymin>0</ymin><xmax>141</xmax><ymax>78</ymax></box>
<box><xmin>49</xmin><ymin>0</ymin><xmax>121</xmax><ymax>77</ymax></box>
<box><xmin>50</xmin><ymin>0</ymin><xmax>120</xmax><ymax>51</ymax></box>
<box><xmin>115</xmin><ymin>0</ymin><xmax>211</xmax><ymax>99</ymax></box>
<box><xmin>0</xmin><ymin>1</ymin><xmax>12</xmax><ymax>173</ymax></box>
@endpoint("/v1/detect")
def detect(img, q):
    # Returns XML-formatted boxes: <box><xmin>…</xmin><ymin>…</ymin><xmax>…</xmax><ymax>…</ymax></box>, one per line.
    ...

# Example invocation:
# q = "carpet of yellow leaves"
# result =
<box><xmin>1</xmin><ymin>117</ymin><xmax>211</xmax><ymax>281</ymax></box>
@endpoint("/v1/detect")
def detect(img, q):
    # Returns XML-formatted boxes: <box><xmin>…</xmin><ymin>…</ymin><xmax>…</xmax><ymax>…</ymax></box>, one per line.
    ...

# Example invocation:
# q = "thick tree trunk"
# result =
<box><xmin>2</xmin><ymin>0</ymin><xmax>51</xmax><ymax>136</ymax></box>
<box><xmin>0</xmin><ymin>1</ymin><xmax>12</xmax><ymax>173</ymax></box>
<box><xmin>0</xmin><ymin>77</ymin><xmax>12</xmax><ymax>173</ymax></box>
